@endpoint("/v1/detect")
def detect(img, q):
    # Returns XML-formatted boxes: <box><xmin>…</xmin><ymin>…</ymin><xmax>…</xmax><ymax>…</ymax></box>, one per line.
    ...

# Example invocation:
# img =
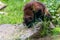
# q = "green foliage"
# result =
<box><xmin>52</xmin><ymin>27</ymin><xmax>60</xmax><ymax>35</ymax></box>
<box><xmin>39</xmin><ymin>0</ymin><xmax>60</xmax><ymax>36</ymax></box>
<box><xmin>39</xmin><ymin>21</ymin><xmax>51</xmax><ymax>37</ymax></box>
<box><xmin>0</xmin><ymin>0</ymin><xmax>60</xmax><ymax>37</ymax></box>
<box><xmin>0</xmin><ymin>0</ymin><xmax>24</xmax><ymax>24</ymax></box>
<box><xmin>40</xmin><ymin>0</ymin><xmax>60</xmax><ymax>25</ymax></box>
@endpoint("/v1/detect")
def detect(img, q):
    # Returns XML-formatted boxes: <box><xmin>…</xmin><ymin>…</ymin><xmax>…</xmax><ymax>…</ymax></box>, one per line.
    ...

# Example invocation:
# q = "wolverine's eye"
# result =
<box><xmin>30</xmin><ymin>7</ymin><xmax>32</xmax><ymax>10</ymax></box>
<box><xmin>37</xmin><ymin>9</ymin><xmax>42</xmax><ymax>14</ymax></box>
<box><xmin>29</xmin><ymin>17</ymin><xmax>32</xmax><ymax>20</ymax></box>
<box><xmin>38</xmin><ymin>9</ymin><xmax>41</xmax><ymax>11</ymax></box>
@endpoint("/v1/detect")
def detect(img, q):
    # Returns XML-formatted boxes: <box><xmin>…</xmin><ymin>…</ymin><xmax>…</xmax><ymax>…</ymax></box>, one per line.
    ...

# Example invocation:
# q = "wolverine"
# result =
<box><xmin>23</xmin><ymin>1</ymin><xmax>52</xmax><ymax>28</ymax></box>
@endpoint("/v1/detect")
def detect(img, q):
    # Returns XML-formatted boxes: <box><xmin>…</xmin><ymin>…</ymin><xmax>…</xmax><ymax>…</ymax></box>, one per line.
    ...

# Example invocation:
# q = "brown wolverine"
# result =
<box><xmin>23</xmin><ymin>1</ymin><xmax>52</xmax><ymax>28</ymax></box>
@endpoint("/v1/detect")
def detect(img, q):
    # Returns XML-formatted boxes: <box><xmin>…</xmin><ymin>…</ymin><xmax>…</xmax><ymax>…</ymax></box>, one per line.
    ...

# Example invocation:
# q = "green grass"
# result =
<box><xmin>0</xmin><ymin>0</ymin><xmax>27</xmax><ymax>24</ymax></box>
<box><xmin>0</xmin><ymin>0</ymin><xmax>60</xmax><ymax>38</ymax></box>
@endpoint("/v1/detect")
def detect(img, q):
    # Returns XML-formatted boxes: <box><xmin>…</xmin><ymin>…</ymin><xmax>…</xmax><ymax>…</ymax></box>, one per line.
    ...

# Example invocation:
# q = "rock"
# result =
<box><xmin>0</xmin><ymin>22</ymin><xmax>42</xmax><ymax>40</ymax></box>
<box><xmin>0</xmin><ymin>12</ymin><xmax>7</xmax><ymax>15</ymax></box>
<box><xmin>49</xmin><ymin>22</ymin><xmax>55</xmax><ymax>29</ymax></box>
<box><xmin>38</xmin><ymin>35</ymin><xmax>60</xmax><ymax>40</ymax></box>
<box><xmin>0</xmin><ymin>23</ymin><xmax>59</xmax><ymax>40</ymax></box>
<box><xmin>0</xmin><ymin>24</ymin><xmax>21</xmax><ymax>40</ymax></box>
<box><xmin>0</xmin><ymin>1</ymin><xmax>7</xmax><ymax>10</ymax></box>
<box><xmin>19</xmin><ymin>22</ymin><xmax>42</xmax><ymax>40</ymax></box>
<box><xmin>32</xmin><ymin>36</ymin><xmax>52</xmax><ymax>40</ymax></box>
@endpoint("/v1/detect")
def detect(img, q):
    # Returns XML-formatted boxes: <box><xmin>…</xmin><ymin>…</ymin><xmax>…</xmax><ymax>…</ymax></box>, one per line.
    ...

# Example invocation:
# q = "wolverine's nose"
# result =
<box><xmin>37</xmin><ymin>9</ymin><xmax>42</xmax><ymax>14</ymax></box>
<box><xmin>38</xmin><ymin>9</ymin><xmax>41</xmax><ymax>12</ymax></box>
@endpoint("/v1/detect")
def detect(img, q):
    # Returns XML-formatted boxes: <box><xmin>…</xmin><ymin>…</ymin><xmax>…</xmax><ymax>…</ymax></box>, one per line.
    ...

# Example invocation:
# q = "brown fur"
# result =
<box><xmin>23</xmin><ymin>1</ymin><xmax>52</xmax><ymax>28</ymax></box>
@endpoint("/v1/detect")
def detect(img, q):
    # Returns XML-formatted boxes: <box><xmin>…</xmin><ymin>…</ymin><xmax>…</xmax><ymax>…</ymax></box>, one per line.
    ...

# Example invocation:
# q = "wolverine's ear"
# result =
<box><xmin>44</xmin><ymin>8</ymin><xmax>50</xmax><ymax>15</ymax></box>
<box><xmin>44</xmin><ymin>8</ymin><xmax>51</xmax><ymax>17</ymax></box>
<box><xmin>44</xmin><ymin>8</ymin><xmax>52</xmax><ymax>21</ymax></box>
<box><xmin>32</xmin><ymin>3</ymin><xmax>39</xmax><ymax>12</ymax></box>
<box><xmin>32</xmin><ymin>5</ymin><xmax>35</xmax><ymax>11</ymax></box>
